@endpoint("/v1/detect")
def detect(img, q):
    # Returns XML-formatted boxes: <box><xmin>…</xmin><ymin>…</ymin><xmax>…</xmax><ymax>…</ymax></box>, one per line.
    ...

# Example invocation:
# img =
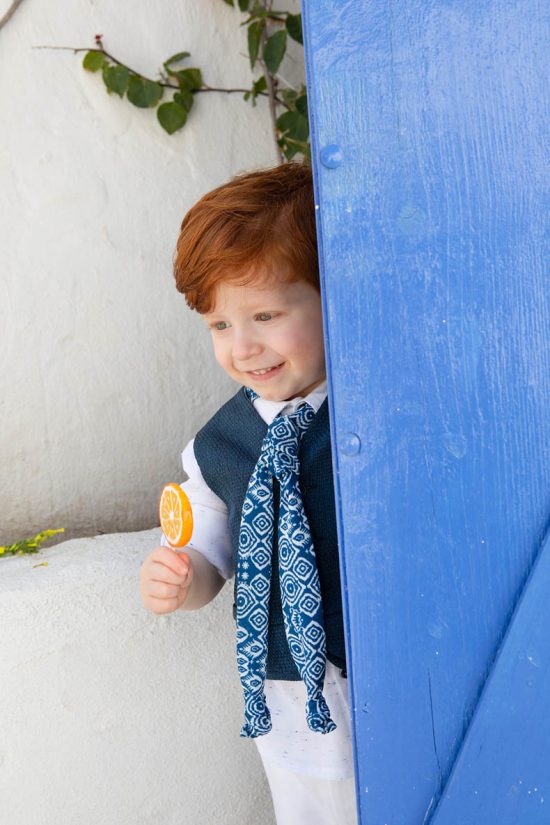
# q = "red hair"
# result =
<box><xmin>173</xmin><ymin>162</ymin><xmax>319</xmax><ymax>313</ymax></box>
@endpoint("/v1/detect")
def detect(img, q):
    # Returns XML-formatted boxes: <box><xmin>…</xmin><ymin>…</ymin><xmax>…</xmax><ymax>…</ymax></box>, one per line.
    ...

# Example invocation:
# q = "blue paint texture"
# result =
<box><xmin>302</xmin><ymin>1</ymin><xmax>549</xmax><ymax>822</ymax></box>
<box><xmin>431</xmin><ymin>526</ymin><xmax>550</xmax><ymax>823</ymax></box>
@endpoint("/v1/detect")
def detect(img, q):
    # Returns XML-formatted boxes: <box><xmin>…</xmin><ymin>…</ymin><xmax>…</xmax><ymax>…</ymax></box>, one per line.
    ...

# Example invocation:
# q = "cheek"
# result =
<box><xmin>212</xmin><ymin>337</ymin><xmax>231</xmax><ymax>370</ymax></box>
<box><xmin>287</xmin><ymin>317</ymin><xmax>325</xmax><ymax>363</ymax></box>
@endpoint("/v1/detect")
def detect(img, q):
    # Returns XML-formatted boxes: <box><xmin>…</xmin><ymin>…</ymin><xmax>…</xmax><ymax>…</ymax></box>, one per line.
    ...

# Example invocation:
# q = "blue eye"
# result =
<box><xmin>213</xmin><ymin>321</ymin><xmax>229</xmax><ymax>331</ymax></box>
<box><xmin>256</xmin><ymin>313</ymin><xmax>273</xmax><ymax>321</ymax></box>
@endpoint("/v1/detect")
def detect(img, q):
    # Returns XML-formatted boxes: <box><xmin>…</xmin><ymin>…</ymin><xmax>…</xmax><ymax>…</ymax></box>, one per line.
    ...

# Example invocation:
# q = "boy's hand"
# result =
<box><xmin>139</xmin><ymin>546</ymin><xmax>193</xmax><ymax>614</ymax></box>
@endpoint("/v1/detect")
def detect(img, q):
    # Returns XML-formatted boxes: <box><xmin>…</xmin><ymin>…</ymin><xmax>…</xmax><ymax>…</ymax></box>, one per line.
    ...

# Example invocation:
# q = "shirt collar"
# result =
<box><xmin>251</xmin><ymin>379</ymin><xmax>328</xmax><ymax>426</ymax></box>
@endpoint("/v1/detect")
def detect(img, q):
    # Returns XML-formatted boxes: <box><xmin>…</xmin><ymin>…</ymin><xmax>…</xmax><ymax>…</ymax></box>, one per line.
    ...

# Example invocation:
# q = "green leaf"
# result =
<box><xmin>164</xmin><ymin>51</ymin><xmax>191</xmax><ymax>68</ymax></box>
<box><xmin>127</xmin><ymin>76</ymin><xmax>164</xmax><ymax>108</ymax></box>
<box><xmin>282</xmin><ymin>144</ymin><xmax>300</xmax><ymax>161</ymax></box>
<box><xmin>222</xmin><ymin>0</ymin><xmax>234</xmax><ymax>5</ymax></box>
<box><xmin>83</xmin><ymin>51</ymin><xmax>106</xmax><ymax>72</ymax></box>
<box><xmin>245</xmin><ymin>5</ymin><xmax>283</xmax><ymax>19</ymax></box>
<box><xmin>102</xmin><ymin>65</ymin><xmax>129</xmax><ymax>97</ymax></box>
<box><xmin>238</xmin><ymin>0</ymin><xmax>250</xmax><ymax>10</ymax></box>
<box><xmin>286</xmin><ymin>14</ymin><xmax>303</xmax><ymax>45</ymax></box>
<box><xmin>252</xmin><ymin>75</ymin><xmax>267</xmax><ymax>94</ymax></box>
<box><xmin>247</xmin><ymin>20</ymin><xmax>263</xmax><ymax>69</ymax></box>
<box><xmin>278</xmin><ymin>136</ymin><xmax>310</xmax><ymax>162</ymax></box>
<box><xmin>281</xmin><ymin>88</ymin><xmax>298</xmax><ymax>105</ymax></box>
<box><xmin>276</xmin><ymin>110</ymin><xmax>309</xmax><ymax>142</ymax></box>
<box><xmin>243</xmin><ymin>75</ymin><xmax>267</xmax><ymax>106</ymax></box>
<box><xmin>263</xmin><ymin>30</ymin><xmax>287</xmax><ymax>74</ymax></box>
<box><xmin>295</xmin><ymin>94</ymin><xmax>308</xmax><ymax>118</ymax></box>
<box><xmin>157</xmin><ymin>102</ymin><xmax>188</xmax><ymax>134</ymax></box>
<box><xmin>169</xmin><ymin>67</ymin><xmax>202</xmax><ymax>91</ymax></box>
<box><xmin>174</xmin><ymin>90</ymin><xmax>194</xmax><ymax>112</ymax></box>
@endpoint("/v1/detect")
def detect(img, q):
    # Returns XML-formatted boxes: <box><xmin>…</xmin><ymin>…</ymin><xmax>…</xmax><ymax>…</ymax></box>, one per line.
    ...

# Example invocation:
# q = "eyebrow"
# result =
<box><xmin>202</xmin><ymin>315</ymin><xmax>222</xmax><ymax>328</ymax></box>
<box><xmin>203</xmin><ymin>300</ymin><xmax>286</xmax><ymax>319</ymax></box>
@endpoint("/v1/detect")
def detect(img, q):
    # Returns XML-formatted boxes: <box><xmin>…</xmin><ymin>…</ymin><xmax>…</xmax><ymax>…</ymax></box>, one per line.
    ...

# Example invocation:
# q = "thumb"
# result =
<box><xmin>178</xmin><ymin>551</ymin><xmax>193</xmax><ymax>586</ymax></box>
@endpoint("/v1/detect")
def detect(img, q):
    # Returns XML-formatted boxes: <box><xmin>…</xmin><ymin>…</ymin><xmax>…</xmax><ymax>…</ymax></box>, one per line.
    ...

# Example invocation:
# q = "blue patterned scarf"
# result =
<box><xmin>236</xmin><ymin>387</ymin><xmax>336</xmax><ymax>738</ymax></box>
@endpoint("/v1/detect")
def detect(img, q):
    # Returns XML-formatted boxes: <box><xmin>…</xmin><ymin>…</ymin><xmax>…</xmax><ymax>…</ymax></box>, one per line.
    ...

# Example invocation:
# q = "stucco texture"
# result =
<box><xmin>0</xmin><ymin>529</ymin><xmax>276</xmax><ymax>824</ymax></box>
<box><xmin>1</xmin><ymin>0</ymin><xmax>304</xmax><ymax>820</ymax></box>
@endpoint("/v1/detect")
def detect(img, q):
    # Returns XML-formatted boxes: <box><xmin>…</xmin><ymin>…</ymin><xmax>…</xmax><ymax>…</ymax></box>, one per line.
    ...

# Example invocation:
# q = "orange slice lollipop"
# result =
<box><xmin>159</xmin><ymin>484</ymin><xmax>193</xmax><ymax>547</ymax></box>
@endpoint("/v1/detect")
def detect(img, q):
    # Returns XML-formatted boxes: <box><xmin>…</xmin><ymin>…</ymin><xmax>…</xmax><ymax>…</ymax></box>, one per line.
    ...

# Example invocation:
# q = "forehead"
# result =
<box><xmin>208</xmin><ymin>280</ymin><xmax>289</xmax><ymax>312</ymax></box>
<box><xmin>203</xmin><ymin>258</ymin><xmax>318</xmax><ymax>316</ymax></box>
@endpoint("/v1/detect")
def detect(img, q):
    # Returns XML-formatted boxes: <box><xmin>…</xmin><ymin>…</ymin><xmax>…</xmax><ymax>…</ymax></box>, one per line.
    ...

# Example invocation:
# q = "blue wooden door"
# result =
<box><xmin>302</xmin><ymin>2</ymin><xmax>550</xmax><ymax>823</ymax></box>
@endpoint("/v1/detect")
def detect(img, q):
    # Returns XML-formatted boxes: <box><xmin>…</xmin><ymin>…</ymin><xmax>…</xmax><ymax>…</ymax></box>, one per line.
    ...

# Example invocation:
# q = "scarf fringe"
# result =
<box><xmin>240</xmin><ymin>696</ymin><xmax>272</xmax><ymax>739</ymax></box>
<box><xmin>306</xmin><ymin>694</ymin><xmax>337</xmax><ymax>734</ymax></box>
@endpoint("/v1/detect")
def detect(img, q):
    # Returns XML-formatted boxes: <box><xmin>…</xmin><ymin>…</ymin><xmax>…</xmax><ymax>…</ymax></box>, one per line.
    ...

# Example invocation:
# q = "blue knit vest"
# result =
<box><xmin>193</xmin><ymin>387</ymin><xmax>346</xmax><ymax>681</ymax></box>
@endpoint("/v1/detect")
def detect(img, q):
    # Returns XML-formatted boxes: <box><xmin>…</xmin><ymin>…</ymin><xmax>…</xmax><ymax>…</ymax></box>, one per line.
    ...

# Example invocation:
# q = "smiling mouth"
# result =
<box><xmin>247</xmin><ymin>363</ymin><xmax>285</xmax><ymax>376</ymax></box>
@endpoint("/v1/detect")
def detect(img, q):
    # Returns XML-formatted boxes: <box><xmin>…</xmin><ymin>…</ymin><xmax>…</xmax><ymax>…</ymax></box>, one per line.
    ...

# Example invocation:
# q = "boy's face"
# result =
<box><xmin>202</xmin><ymin>272</ymin><xmax>326</xmax><ymax>402</ymax></box>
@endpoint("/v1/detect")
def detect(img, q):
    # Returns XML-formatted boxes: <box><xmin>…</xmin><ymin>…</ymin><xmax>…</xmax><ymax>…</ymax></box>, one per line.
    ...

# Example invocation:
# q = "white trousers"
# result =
<box><xmin>259</xmin><ymin>754</ymin><xmax>359</xmax><ymax>825</ymax></box>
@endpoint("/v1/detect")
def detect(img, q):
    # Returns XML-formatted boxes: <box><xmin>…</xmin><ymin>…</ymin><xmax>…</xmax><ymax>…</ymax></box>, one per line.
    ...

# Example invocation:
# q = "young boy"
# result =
<box><xmin>139</xmin><ymin>163</ymin><xmax>357</xmax><ymax>824</ymax></box>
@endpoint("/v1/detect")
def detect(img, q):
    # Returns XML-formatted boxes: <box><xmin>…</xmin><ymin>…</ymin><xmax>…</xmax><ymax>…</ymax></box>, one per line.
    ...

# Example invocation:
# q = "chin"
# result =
<box><xmin>257</xmin><ymin>389</ymin><xmax>287</xmax><ymax>401</ymax></box>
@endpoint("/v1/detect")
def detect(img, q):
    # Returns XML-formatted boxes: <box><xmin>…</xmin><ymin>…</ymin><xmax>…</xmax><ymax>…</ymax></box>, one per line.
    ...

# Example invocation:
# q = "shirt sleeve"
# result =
<box><xmin>159</xmin><ymin>438</ymin><xmax>234</xmax><ymax>580</ymax></box>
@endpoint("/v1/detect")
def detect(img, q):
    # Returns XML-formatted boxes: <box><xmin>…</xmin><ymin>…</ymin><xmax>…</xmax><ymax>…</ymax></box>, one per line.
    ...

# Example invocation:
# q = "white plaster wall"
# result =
<box><xmin>1</xmin><ymin>4</ymin><xmax>303</xmax><ymax>818</ymax></box>
<box><xmin>0</xmin><ymin>529</ymin><xmax>275</xmax><ymax>824</ymax></box>
<box><xmin>0</xmin><ymin>0</ymin><xmax>303</xmax><ymax>545</ymax></box>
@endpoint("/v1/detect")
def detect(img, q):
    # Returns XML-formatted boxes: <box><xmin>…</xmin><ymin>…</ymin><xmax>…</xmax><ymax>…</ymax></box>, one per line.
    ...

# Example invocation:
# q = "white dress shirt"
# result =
<box><xmin>160</xmin><ymin>380</ymin><xmax>354</xmax><ymax>779</ymax></box>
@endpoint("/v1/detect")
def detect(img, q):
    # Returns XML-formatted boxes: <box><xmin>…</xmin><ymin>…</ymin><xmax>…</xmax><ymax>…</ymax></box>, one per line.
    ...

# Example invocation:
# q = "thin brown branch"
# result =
<box><xmin>32</xmin><ymin>45</ymin><xmax>173</xmax><ymax>87</ymax></box>
<box><xmin>0</xmin><ymin>0</ymin><xmax>25</xmax><ymax>31</ymax></box>
<box><xmin>32</xmin><ymin>45</ymin><xmax>281</xmax><ymax>102</ymax></box>
<box><xmin>258</xmin><ymin>11</ymin><xmax>284</xmax><ymax>163</ymax></box>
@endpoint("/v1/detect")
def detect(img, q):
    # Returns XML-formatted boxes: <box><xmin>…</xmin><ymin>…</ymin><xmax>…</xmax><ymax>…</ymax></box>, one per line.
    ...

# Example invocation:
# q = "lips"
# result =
<box><xmin>247</xmin><ymin>362</ymin><xmax>285</xmax><ymax>379</ymax></box>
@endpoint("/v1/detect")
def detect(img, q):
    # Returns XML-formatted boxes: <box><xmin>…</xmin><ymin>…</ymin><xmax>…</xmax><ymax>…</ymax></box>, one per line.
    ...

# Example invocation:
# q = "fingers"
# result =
<box><xmin>140</xmin><ymin>546</ymin><xmax>195</xmax><ymax>614</ymax></box>
<box><xmin>149</xmin><ymin>560</ymin><xmax>189</xmax><ymax>586</ymax></box>
<box><xmin>147</xmin><ymin>578</ymin><xmax>184</xmax><ymax>599</ymax></box>
<box><xmin>144</xmin><ymin>594</ymin><xmax>182</xmax><ymax>615</ymax></box>
<box><xmin>150</xmin><ymin>545</ymin><xmax>190</xmax><ymax>578</ymax></box>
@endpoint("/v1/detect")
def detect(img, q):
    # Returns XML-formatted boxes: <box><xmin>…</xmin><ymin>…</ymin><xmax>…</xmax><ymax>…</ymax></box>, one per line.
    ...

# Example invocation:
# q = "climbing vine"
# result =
<box><xmin>74</xmin><ymin>1</ymin><xmax>309</xmax><ymax>163</ymax></box>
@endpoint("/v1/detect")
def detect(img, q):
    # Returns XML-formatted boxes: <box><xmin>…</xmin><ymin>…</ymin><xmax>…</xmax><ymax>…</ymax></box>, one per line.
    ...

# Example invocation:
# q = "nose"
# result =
<box><xmin>231</xmin><ymin>326</ymin><xmax>262</xmax><ymax>364</ymax></box>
